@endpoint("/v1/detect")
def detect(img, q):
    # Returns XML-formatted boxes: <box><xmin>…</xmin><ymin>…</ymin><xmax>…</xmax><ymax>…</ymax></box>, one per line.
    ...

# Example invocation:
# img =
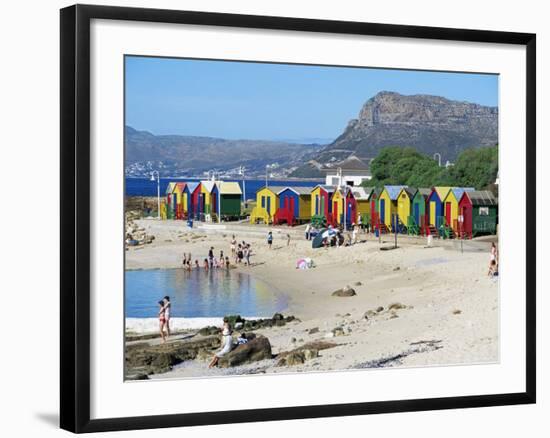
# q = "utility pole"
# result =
<box><xmin>433</xmin><ymin>153</ymin><xmax>442</xmax><ymax>167</ymax></box>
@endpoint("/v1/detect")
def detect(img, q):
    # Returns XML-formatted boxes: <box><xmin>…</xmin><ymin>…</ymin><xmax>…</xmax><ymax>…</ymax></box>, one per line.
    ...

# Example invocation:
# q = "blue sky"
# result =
<box><xmin>125</xmin><ymin>56</ymin><xmax>498</xmax><ymax>142</ymax></box>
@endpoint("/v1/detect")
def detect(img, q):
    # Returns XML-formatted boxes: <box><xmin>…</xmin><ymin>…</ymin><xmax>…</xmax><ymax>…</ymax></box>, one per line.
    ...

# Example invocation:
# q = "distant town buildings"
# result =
<box><xmin>321</xmin><ymin>155</ymin><xmax>372</xmax><ymax>187</ymax></box>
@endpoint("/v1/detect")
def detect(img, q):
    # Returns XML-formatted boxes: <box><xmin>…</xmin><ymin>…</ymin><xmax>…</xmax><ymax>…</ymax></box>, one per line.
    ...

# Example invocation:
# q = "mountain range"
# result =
<box><xmin>125</xmin><ymin>91</ymin><xmax>498</xmax><ymax>178</ymax></box>
<box><xmin>290</xmin><ymin>91</ymin><xmax>498</xmax><ymax>177</ymax></box>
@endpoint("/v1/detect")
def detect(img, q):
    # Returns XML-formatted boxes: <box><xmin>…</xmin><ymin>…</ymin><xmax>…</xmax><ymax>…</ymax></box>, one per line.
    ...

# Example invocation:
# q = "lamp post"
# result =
<box><xmin>150</xmin><ymin>170</ymin><xmax>160</xmax><ymax>219</ymax></box>
<box><xmin>239</xmin><ymin>166</ymin><xmax>246</xmax><ymax>204</ymax></box>
<box><xmin>433</xmin><ymin>153</ymin><xmax>441</xmax><ymax>167</ymax></box>
<box><xmin>215</xmin><ymin>172</ymin><xmax>222</xmax><ymax>224</ymax></box>
<box><xmin>265</xmin><ymin>164</ymin><xmax>271</xmax><ymax>188</ymax></box>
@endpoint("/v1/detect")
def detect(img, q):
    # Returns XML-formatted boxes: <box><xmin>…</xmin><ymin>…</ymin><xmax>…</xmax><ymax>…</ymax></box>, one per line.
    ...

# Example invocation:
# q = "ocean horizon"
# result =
<box><xmin>125</xmin><ymin>177</ymin><xmax>324</xmax><ymax>198</ymax></box>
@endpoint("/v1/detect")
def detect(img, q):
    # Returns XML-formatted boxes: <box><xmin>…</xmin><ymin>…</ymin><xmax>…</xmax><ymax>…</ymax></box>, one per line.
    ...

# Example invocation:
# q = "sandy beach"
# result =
<box><xmin>125</xmin><ymin>218</ymin><xmax>499</xmax><ymax>379</ymax></box>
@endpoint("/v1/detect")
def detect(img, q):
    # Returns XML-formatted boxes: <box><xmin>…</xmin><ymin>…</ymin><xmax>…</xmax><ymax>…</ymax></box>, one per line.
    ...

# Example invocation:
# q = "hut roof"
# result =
<box><xmin>165</xmin><ymin>182</ymin><xmax>177</xmax><ymax>195</ymax></box>
<box><xmin>352</xmin><ymin>187</ymin><xmax>371</xmax><ymax>200</ymax></box>
<box><xmin>312</xmin><ymin>184</ymin><xmax>336</xmax><ymax>193</ymax></box>
<box><xmin>451</xmin><ymin>187</ymin><xmax>475</xmax><ymax>200</ymax></box>
<box><xmin>384</xmin><ymin>185</ymin><xmax>408</xmax><ymax>201</ymax></box>
<box><xmin>174</xmin><ymin>182</ymin><xmax>186</xmax><ymax>192</ymax></box>
<box><xmin>201</xmin><ymin>180</ymin><xmax>216</xmax><ymax>193</ymax></box>
<box><xmin>277</xmin><ymin>186</ymin><xmax>313</xmax><ymax>195</ymax></box>
<box><xmin>434</xmin><ymin>186</ymin><xmax>453</xmax><ymax>200</ymax></box>
<box><xmin>403</xmin><ymin>187</ymin><xmax>417</xmax><ymax>198</ymax></box>
<box><xmin>219</xmin><ymin>182</ymin><xmax>242</xmax><ymax>195</ymax></box>
<box><xmin>463</xmin><ymin>190</ymin><xmax>498</xmax><ymax>206</ymax></box>
<box><xmin>186</xmin><ymin>182</ymin><xmax>200</xmax><ymax>193</ymax></box>
<box><xmin>417</xmin><ymin>188</ymin><xmax>431</xmax><ymax>198</ymax></box>
<box><xmin>257</xmin><ymin>185</ymin><xmax>287</xmax><ymax>195</ymax></box>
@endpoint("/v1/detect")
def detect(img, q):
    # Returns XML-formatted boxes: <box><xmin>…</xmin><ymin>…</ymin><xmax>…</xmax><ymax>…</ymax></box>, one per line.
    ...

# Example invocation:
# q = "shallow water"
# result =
<box><xmin>125</xmin><ymin>268</ymin><xmax>287</xmax><ymax>318</ymax></box>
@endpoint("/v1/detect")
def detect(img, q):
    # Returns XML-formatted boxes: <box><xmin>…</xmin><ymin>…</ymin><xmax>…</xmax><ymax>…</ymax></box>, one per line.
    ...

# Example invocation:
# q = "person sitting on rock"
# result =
<box><xmin>208</xmin><ymin>320</ymin><xmax>233</xmax><ymax>368</ymax></box>
<box><xmin>237</xmin><ymin>333</ymin><xmax>249</xmax><ymax>345</ymax></box>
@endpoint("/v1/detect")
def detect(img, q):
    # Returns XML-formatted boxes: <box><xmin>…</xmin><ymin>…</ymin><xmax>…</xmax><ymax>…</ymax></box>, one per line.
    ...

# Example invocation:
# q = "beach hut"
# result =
<box><xmin>427</xmin><ymin>187</ymin><xmax>452</xmax><ymax>227</ymax></box>
<box><xmin>331</xmin><ymin>187</ymin><xmax>346</xmax><ymax>226</ymax></box>
<box><xmin>187</xmin><ymin>182</ymin><xmax>202</xmax><ymax>219</ymax></box>
<box><xmin>368</xmin><ymin>187</ymin><xmax>382</xmax><ymax>231</ymax></box>
<box><xmin>250</xmin><ymin>185</ymin><xmax>285</xmax><ymax>224</ymax></box>
<box><xmin>310</xmin><ymin>185</ymin><xmax>336</xmax><ymax>226</ymax></box>
<box><xmin>172</xmin><ymin>182</ymin><xmax>187</xmax><ymax>219</ymax></box>
<box><xmin>275</xmin><ymin>187</ymin><xmax>312</xmax><ymax>225</ymax></box>
<box><xmin>183</xmin><ymin>182</ymin><xmax>199</xmax><ymax>218</ymax></box>
<box><xmin>411</xmin><ymin>188</ymin><xmax>431</xmax><ymax>234</ymax></box>
<box><xmin>164</xmin><ymin>182</ymin><xmax>177</xmax><ymax>219</ymax></box>
<box><xmin>352</xmin><ymin>187</ymin><xmax>372</xmax><ymax>227</ymax></box>
<box><xmin>379</xmin><ymin>185</ymin><xmax>407</xmax><ymax>230</ymax></box>
<box><xmin>396</xmin><ymin>187</ymin><xmax>417</xmax><ymax>229</ymax></box>
<box><xmin>443</xmin><ymin>187</ymin><xmax>475</xmax><ymax>231</ymax></box>
<box><xmin>458</xmin><ymin>190</ymin><xmax>498</xmax><ymax>238</ymax></box>
<box><xmin>200</xmin><ymin>180</ymin><xmax>217</xmax><ymax>217</ymax></box>
<box><xmin>218</xmin><ymin>182</ymin><xmax>242</xmax><ymax>218</ymax></box>
<box><xmin>345</xmin><ymin>188</ymin><xmax>357</xmax><ymax>228</ymax></box>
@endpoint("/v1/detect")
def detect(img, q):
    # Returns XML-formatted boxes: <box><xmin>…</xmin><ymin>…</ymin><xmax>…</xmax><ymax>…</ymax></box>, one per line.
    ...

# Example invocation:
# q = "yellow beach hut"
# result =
<box><xmin>172</xmin><ymin>182</ymin><xmax>187</xmax><ymax>219</ymax></box>
<box><xmin>351</xmin><ymin>187</ymin><xmax>372</xmax><ymax>226</ymax></box>
<box><xmin>379</xmin><ymin>185</ymin><xmax>407</xmax><ymax>229</ymax></box>
<box><xmin>442</xmin><ymin>187</ymin><xmax>475</xmax><ymax>231</ymax></box>
<box><xmin>330</xmin><ymin>187</ymin><xmax>346</xmax><ymax>226</ymax></box>
<box><xmin>250</xmin><ymin>186</ymin><xmax>285</xmax><ymax>224</ymax></box>
<box><xmin>396</xmin><ymin>187</ymin><xmax>417</xmax><ymax>227</ymax></box>
<box><xmin>427</xmin><ymin>186</ymin><xmax>453</xmax><ymax>227</ymax></box>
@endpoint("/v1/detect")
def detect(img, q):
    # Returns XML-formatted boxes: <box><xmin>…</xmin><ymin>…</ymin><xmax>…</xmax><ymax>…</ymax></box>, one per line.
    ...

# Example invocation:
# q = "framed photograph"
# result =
<box><xmin>60</xmin><ymin>4</ymin><xmax>536</xmax><ymax>433</ymax></box>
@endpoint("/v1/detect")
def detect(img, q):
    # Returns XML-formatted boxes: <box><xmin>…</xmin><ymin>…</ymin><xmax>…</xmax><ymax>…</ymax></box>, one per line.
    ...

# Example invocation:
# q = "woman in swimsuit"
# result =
<box><xmin>163</xmin><ymin>296</ymin><xmax>171</xmax><ymax>337</ymax></box>
<box><xmin>158</xmin><ymin>300</ymin><xmax>167</xmax><ymax>343</ymax></box>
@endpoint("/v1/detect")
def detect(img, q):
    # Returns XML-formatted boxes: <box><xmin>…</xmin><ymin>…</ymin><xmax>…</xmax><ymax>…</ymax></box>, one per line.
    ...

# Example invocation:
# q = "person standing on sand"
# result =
<box><xmin>305</xmin><ymin>223</ymin><xmax>311</xmax><ymax>240</ymax></box>
<box><xmin>162</xmin><ymin>296</ymin><xmax>171</xmax><ymax>336</ymax></box>
<box><xmin>352</xmin><ymin>225</ymin><xmax>358</xmax><ymax>245</ymax></box>
<box><xmin>158</xmin><ymin>300</ymin><xmax>167</xmax><ymax>343</ymax></box>
<box><xmin>489</xmin><ymin>242</ymin><xmax>498</xmax><ymax>271</ymax></box>
<box><xmin>230</xmin><ymin>235</ymin><xmax>237</xmax><ymax>256</ymax></box>
<box><xmin>286</xmin><ymin>233</ymin><xmax>291</xmax><ymax>246</ymax></box>
<box><xmin>208</xmin><ymin>247</ymin><xmax>214</xmax><ymax>268</ymax></box>
<box><xmin>267</xmin><ymin>231</ymin><xmax>273</xmax><ymax>249</ymax></box>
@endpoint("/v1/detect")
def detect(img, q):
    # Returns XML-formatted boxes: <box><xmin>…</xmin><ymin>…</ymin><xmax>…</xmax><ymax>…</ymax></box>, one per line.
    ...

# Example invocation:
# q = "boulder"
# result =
<box><xmin>308</xmin><ymin>327</ymin><xmax>320</xmax><ymax>335</ymax></box>
<box><xmin>198</xmin><ymin>326</ymin><xmax>221</xmax><ymax>336</ymax></box>
<box><xmin>388</xmin><ymin>302</ymin><xmax>407</xmax><ymax>311</ymax></box>
<box><xmin>217</xmin><ymin>336</ymin><xmax>272</xmax><ymax>368</ymax></box>
<box><xmin>277</xmin><ymin>351</ymin><xmax>306</xmax><ymax>366</ymax></box>
<box><xmin>332</xmin><ymin>286</ymin><xmax>357</xmax><ymax>297</ymax></box>
<box><xmin>125</xmin><ymin>335</ymin><xmax>221</xmax><ymax>375</ymax></box>
<box><xmin>332</xmin><ymin>327</ymin><xmax>345</xmax><ymax>337</ymax></box>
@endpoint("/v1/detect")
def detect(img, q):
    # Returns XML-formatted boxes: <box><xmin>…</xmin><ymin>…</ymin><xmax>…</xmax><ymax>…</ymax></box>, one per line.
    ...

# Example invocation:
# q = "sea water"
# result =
<box><xmin>125</xmin><ymin>177</ymin><xmax>322</xmax><ymax>198</ymax></box>
<box><xmin>125</xmin><ymin>268</ymin><xmax>287</xmax><ymax>319</ymax></box>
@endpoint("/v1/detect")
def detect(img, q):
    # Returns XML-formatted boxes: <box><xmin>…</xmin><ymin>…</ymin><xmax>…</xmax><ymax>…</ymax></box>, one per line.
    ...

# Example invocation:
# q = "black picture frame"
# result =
<box><xmin>60</xmin><ymin>4</ymin><xmax>536</xmax><ymax>433</ymax></box>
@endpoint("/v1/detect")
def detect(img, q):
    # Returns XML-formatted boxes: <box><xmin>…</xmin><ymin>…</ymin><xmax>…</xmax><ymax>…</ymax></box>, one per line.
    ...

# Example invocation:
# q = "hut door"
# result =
<box><xmin>445</xmin><ymin>202</ymin><xmax>452</xmax><ymax>225</ymax></box>
<box><xmin>267</xmin><ymin>197</ymin><xmax>271</xmax><ymax>215</ymax></box>
<box><xmin>414</xmin><ymin>203</ymin><xmax>420</xmax><ymax>225</ymax></box>
<box><xmin>290</xmin><ymin>197</ymin><xmax>295</xmax><ymax>218</ymax></box>
<box><xmin>430</xmin><ymin>202</ymin><xmax>436</xmax><ymax>226</ymax></box>
<box><xmin>380</xmin><ymin>199</ymin><xmax>385</xmax><ymax>223</ymax></box>
<box><xmin>315</xmin><ymin>195</ymin><xmax>319</xmax><ymax>215</ymax></box>
<box><xmin>333</xmin><ymin>201</ymin><xmax>338</xmax><ymax>223</ymax></box>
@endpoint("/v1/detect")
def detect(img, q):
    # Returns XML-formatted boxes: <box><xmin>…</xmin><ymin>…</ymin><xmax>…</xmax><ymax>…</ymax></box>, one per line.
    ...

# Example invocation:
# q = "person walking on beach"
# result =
<box><xmin>305</xmin><ymin>223</ymin><xmax>311</xmax><ymax>240</ymax></box>
<box><xmin>162</xmin><ymin>296</ymin><xmax>171</xmax><ymax>336</ymax></box>
<box><xmin>158</xmin><ymin>300</ymin><xmax>167</xmax><ymax>343</ymax></box>
<box><xmin>230</xmin><ymin>235</ymin><xmax>237</xmax><ymax>256</ymax></box>
<box><xmin>357</xmin><ymin>214</ymin><xmax>363</xmax><ymax>232</ymax></box>
<box><xmin>267</xmin><ymin>231</ymin><xmax>273</xmax><ymax>249</ymax></box>
<box><xmin>286</xmin><ymin>233</ymin><xmax>291</xmax><ymax>246</ymax></box>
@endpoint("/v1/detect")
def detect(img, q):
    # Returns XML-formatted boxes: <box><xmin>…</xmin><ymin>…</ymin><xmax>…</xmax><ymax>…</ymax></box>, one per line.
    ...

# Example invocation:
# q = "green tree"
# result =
<box><xmin>362</xmin><ymin>145</ymin><xmax>498</xmax><ymax>193</ymax></box>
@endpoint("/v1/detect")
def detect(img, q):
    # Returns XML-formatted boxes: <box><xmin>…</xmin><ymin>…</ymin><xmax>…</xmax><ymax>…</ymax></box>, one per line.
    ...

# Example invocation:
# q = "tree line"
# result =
<box><xmin>361</xmin><ymin>145</ymin><xmax>498</xmax><ymax>194</ymax></box>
